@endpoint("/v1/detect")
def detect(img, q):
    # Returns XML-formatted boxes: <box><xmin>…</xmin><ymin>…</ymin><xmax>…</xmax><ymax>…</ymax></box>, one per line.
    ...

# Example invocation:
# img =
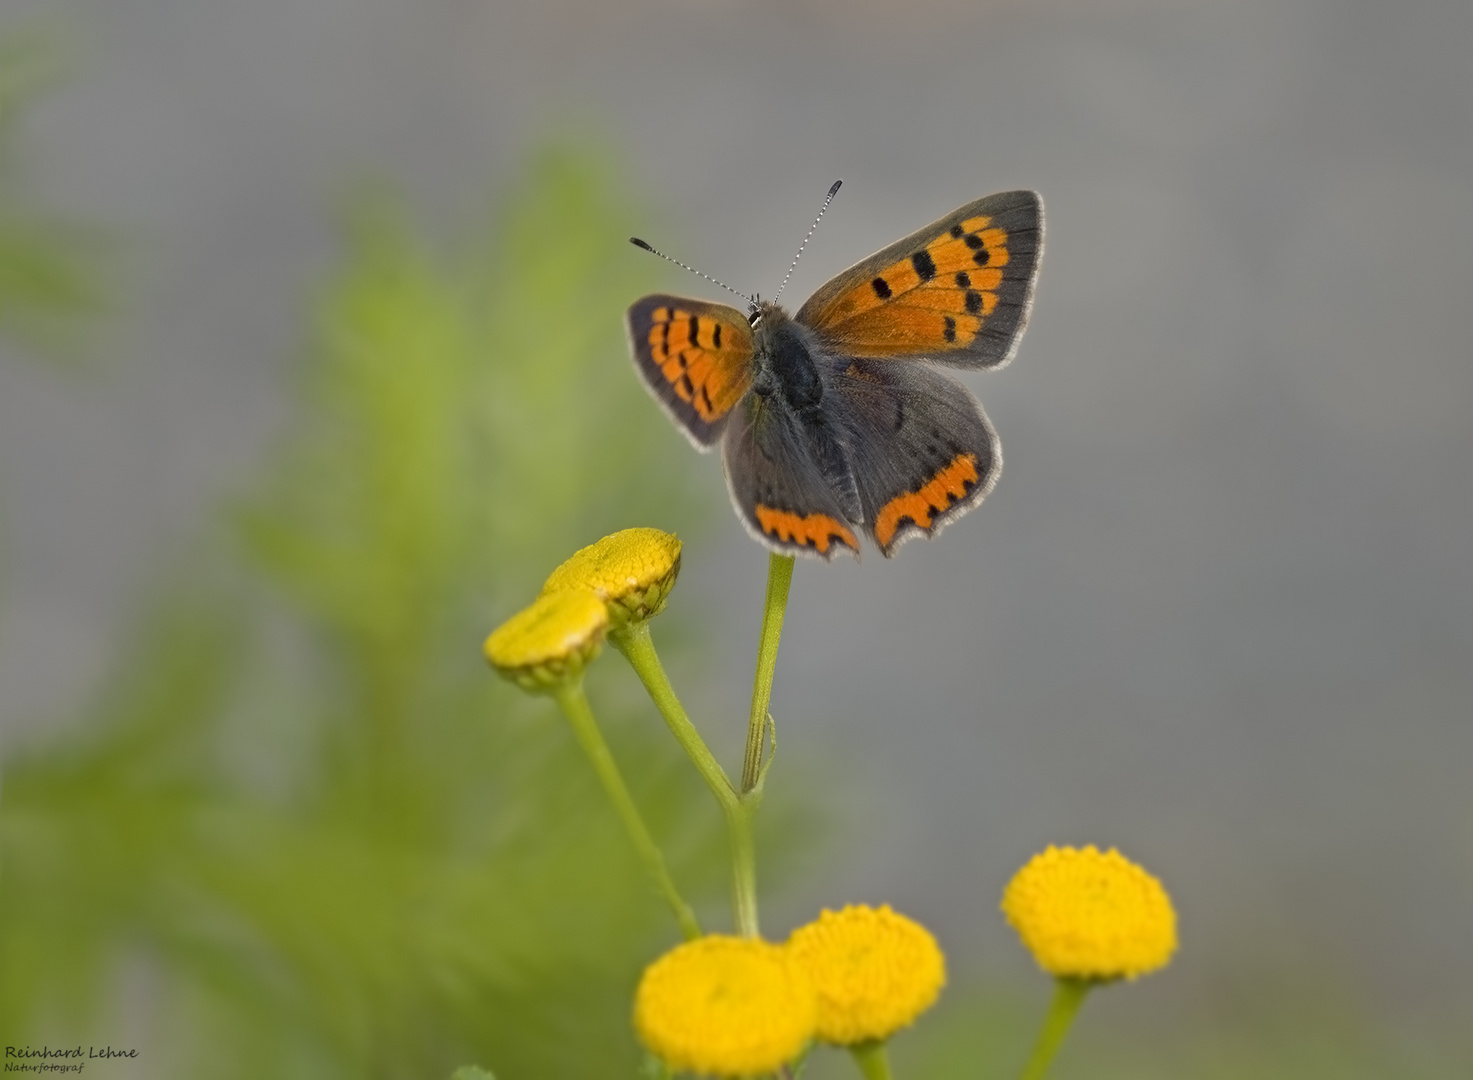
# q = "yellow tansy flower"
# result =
<box><xmin>1002</xmin><ymin>845</ymin><xmax>1177</xmax><ymax>981</ymax></box>
<box><xmin>483</xmin><ymin>591</ymin><xmax>607</xmax><ymax>692</ymax></box>
<box><xmin>787</xmin><ymin>904</ymin><xmax>946</xmax><ymax>1046</ymax></box>
<box><xmin>541</xmin><ymin>527</ymin><xmax>682</xmax><ymax>626</ymax></box>
<box><xmin>633</xmin><ymin>935</ymin><xmax>816</xmax><ymax>1077</ymax></box>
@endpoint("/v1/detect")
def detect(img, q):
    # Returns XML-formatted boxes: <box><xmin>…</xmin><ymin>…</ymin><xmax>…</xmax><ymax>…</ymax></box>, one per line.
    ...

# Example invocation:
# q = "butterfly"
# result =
<box><xmin>626</xmin><ymin>190</ymin><xmax>1043</xmax><ymax>560</ymax></box>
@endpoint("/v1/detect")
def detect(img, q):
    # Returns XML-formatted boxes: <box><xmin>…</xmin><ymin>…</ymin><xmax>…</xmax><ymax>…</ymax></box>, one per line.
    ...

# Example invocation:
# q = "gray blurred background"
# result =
<box><xmin>1</xmin><ymin>0</ymin><xmax>1469</xmax><ymax>1059</ymax></box>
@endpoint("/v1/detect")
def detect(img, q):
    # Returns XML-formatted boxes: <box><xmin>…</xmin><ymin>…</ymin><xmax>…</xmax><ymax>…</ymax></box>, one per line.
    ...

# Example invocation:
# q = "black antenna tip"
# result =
<box><xmin>629</xmin><ymin>237</ymin><xmax>653</xmax><ymax>251</ymax></box>
<box><xmin>827</xmin><ymin>179</ymin><xmax>843</xmax><ymax>197</ymax></box>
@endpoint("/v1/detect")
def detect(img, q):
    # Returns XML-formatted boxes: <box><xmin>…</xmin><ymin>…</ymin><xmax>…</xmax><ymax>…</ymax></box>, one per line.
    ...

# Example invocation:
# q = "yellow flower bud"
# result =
<box><xmin>633</xmin><ymin>935</ymin><xmax>816</xmax><ymax>1077</ymax></box>
<box><xmin>483</xmin><ymin>591</ymin><xmax>607</xmax><ymax>692</ymax></box>
<box><xmin>541</xmin><ymin>527</ymin><xmax>681</xmax><ymax>626</ymax></box>
<box><xmin>787</xmin><ymin>904</ymin><xmax>946</xmax><ymax>1046</ymax></box>
<box><xmin>1002</xmin><ymin>845</ymin><xmax>1177</xmax><ymax>981</ymax></box>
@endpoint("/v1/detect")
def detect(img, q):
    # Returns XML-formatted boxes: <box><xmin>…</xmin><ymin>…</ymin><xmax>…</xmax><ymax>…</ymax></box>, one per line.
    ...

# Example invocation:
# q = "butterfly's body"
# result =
<box><xmin>749</xmin><ymin>303</ymin><xmax>822</xmax><ymax>407</ymax></box>
<box><xmin>745</xmin><ymin>303</ymin><xmax>865</xmax><ymax>524</ymax></box>
<box><xmin>627</xmin><ymin>191</ymin><xmax>1043</xmax><ymax>560</ymax></box>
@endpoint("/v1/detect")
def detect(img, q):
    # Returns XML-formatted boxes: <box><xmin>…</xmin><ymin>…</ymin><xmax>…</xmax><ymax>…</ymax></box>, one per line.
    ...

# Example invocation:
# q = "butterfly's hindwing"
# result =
<box><xmin>721</xmin><ymin>391</ymin><xmax>861</xmax><ymax>561</ymax></box>
<box><xmin>825</xmin><ymin>357</ymin><xmax>1000</xmax><ymax>557</ymax></box>
<box><xmin>626</xmin><ymin>295</ymin><xmax>754</xmax><ymax>448</ymax></box>
<box><xmin>795</xmin><ymin>190</ymin><xmax>1042</xmax><ymax>369</ymax></box>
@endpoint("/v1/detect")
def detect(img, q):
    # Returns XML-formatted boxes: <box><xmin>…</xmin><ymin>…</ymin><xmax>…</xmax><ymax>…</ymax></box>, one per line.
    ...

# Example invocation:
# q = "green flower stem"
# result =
<box><xmin>1018</xmin><ymin>978</ymin><xmax>1091</xmax><ymax>1080</ymax></box>
<box><xmin>610</xmin><ymin>621</ymin><xmax>761</xmax><ymax>938</ymax></box>
<box><xmin>742</xmin><ymin>553</ymin><xmax>794</xmax><ymax>794</ymax></box>
<box><xmin>605</xmin><ymin>552</ymin><xmax>795</xmax><ymax>939</ymax></box>
<box><xmin>610</xmin><ymin>622</ymin><xmax>737</xmax><ymax>807</ymax></box>
<box><xmin>551</xmin><ymin>680</ymin><xmax>702</xmax><ymax>941</ymax></box>
<box><xmin>848</xmin><ymin>1040</ymin><xmax>895</xmax><ymax>1080</ymax></box>
<box><xmin>725</xmin><ymin>797</ymin><xmax>759</xmax><ymax>938</ymax></box>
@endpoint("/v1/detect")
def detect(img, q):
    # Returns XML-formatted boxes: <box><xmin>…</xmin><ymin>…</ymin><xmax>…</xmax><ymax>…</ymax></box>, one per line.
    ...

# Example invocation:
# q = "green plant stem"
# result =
<box><xmin>742</xmin><ymin>553</ymin><xmax>794</xmax><ymax>793</ymax></box>
<box><xmin>848</xmin><ymin>1040</ymin><xmax>895</xmax><ymax>1080</ymax></box>
<box><xmin>551</xmin><ymin>680</ymin><xmax>702</xmax><ymax>941</ymax></box>
<box><xmin>611</xmin><ymin>622</ymin><xmax>736</xmax><ymax>807</ymax></box>
<box><xmin>725</xmin><ymin>798</ymin><xmax>759</xmax><ymax>937</ymax></box>
<box><xmin>602</xmin><ymin>552</ymin><xmax>795</xmax><ymax>940</ymax></box>
<box><xmin>611</xmin><ymin>620</ymin><xmax>761</xmax><ymax>938</ymax></box>
<box><xmin>1018</xmin><ymin>978</ymin><xmax>1091</xmax><ymax>1080</ymax></box>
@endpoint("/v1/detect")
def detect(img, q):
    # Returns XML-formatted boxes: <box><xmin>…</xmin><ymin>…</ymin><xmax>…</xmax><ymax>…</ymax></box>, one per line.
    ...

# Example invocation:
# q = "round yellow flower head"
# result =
<box><xmin>786</xmin><ymin>904</ymin><xmax>946</xmax><ymax>1046</ymax></box>
<box><xmin>541</xmin><ymin>528</ymin><xmax>681</xmax><ymax>626</ymax></box>
<box><xmin>483</xmin><ymin>591</ymin><xmax>607</xmax><ymax>692</ymax></box>
<box><xmin>633</xmin><ymin>935</ymin><xmax>816</xmax><ymax>1077</ymax></box>
<box><xmin>1002</xmin><ymin>845</ymin><xmax>1177</xmax><ymax>981</ymax></box>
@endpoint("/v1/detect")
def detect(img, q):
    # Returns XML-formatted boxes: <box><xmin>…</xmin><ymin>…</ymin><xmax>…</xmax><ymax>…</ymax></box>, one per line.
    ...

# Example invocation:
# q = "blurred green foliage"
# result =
<box><xmin>449</xmin><ymin>1068</ymin><xmax>496</xmax><ymax>1080</ymax></box>
<box><xmin>1</xmin><ymin>148</ymin><xmax>730</xmax><ymax>1079</ymax></box>
<box><xmin>0</xmin><ymin>32</ymin><xmax>102</xmax><ymax>358</ymax></box>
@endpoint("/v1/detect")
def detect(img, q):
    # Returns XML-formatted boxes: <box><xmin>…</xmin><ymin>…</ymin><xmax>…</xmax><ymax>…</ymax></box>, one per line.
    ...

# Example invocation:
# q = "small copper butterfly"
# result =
<box><xmin>626</xmin><ymin>188</ymin><xmax>1043</xmax><ymax>559</ymax></box>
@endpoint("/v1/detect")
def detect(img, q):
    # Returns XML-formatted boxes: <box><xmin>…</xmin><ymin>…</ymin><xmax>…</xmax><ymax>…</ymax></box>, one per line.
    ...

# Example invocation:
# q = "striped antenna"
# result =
<box><xmin>628</xmin><ymin>237</ymin><xmax>755</xmax><ymax>308</ymax></box>
<box><xmin>772</xmin><ymin>179</ymin><xmax>843</xmax><ymax>303</ymax></box>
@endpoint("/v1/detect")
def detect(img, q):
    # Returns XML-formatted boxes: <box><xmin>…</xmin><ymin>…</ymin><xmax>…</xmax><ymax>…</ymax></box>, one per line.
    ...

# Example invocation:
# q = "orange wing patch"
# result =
<box><xmin>645</xmin><ymin>305</ymin><xmax>752</xmax><ymax>422</ymax></box>
<box><xmin>805</xmin><ymin>217</ymin><xmax>1012</xmax><ymax>356</ymax></box>
<box><xmin>755</xmin><ymin>506</ymin><xmax>859</xmax><ymax>556</ymax></box>
<box><xmin>873</xmin><ymin>453</ymin><xmax>981</xmax><ymax>549</ymax></box>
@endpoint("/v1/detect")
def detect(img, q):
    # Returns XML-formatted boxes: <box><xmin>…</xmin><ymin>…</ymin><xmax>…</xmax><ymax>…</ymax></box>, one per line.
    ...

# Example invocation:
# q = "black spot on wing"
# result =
<box><xmin>872</xmin><ymin>277</ymin><xmax>892</xmax><ymax>299</ymax></box>
<box><xmin>911</xmin><ymin>251</ymin><xmax>937</xmax><ymax>281</ymax></box>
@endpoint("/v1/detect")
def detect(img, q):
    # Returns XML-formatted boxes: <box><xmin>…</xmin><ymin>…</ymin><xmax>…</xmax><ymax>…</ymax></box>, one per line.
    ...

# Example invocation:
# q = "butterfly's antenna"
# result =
<box><xmin>772</xmin><ymin>179</ymin><xmax>843</xmax><ymax>303</ymax></box>
<box><xmin>628</xmin><ymin>237</ymin><xmax>755</xmax><ymax>308</ymax></box>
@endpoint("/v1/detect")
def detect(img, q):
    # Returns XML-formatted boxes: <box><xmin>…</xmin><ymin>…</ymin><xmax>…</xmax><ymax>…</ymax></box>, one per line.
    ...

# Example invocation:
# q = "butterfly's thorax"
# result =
<box><xmin>750</xmin><ymin>303</ymin><xmax>824</xmax><ymax>411</ymax></box>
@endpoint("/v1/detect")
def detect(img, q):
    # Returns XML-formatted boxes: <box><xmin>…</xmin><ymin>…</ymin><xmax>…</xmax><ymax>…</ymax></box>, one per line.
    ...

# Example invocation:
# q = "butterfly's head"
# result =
<box><xmin>748</xmin><ymin>297</ymin><xmax>791</xmax><ymax>329</ymax></box>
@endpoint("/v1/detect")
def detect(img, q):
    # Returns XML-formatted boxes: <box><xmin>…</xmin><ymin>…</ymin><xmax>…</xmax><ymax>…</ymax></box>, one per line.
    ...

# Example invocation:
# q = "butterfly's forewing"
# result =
<box><xmin>825</xmin><ymin>357</ymin><xmax>1000</xmax><ymax>557</ymax></box>
<box><xmin>626</xmin><ymin>295</ymin><xmax>755</xmax><ymax>448</ymax></box>
<box><xmin>722</xmin><ymin>392</ymin><xmax>862</xmax><ymax>561</ymax></box>
<box><xmin>795</xmin><ymin>191</ymin><xmax>1042</xmax><ymax>369</ymax></box>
